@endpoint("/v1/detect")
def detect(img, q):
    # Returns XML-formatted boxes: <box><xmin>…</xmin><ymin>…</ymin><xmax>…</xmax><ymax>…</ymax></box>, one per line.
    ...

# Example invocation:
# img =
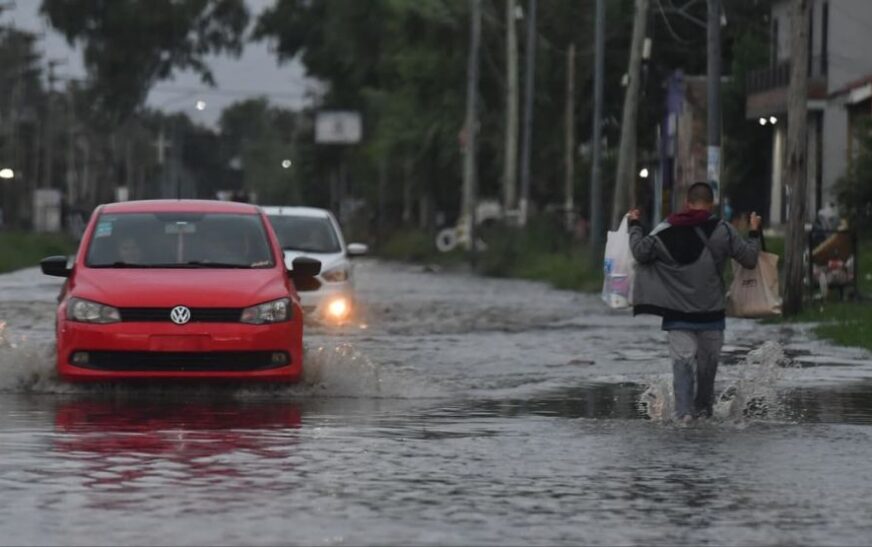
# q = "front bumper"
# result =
<box><xmin>56</xmin><ymin>319</ymin><xmax>303</xmax><ymax>382</ymax></box>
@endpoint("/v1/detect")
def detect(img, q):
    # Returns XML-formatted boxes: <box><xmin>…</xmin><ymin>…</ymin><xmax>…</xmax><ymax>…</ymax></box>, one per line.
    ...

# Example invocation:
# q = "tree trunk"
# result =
<box><xmin>462</xmin><ymin>0</ymin><xmax>482</xmax><ymax>245</ymax></box>
<box><xmin>783</xmin><ymin>0</ymin><xmax>811</xmax><ymax>316</ymax></box>
<box><xmin>610</xmin><ymin>0</ymin><xmax>649</xmax><ymax>229</ymax></box>
<box><xmin>589</xmin><ymin>0</ymin><xmax>606</xmax><ymax>265</ymax></box>
<box><xmin>402</xmin><ymin>154</ymin><xmax>413</xmax><ymax>226</ymax></box>
<box><xmin>503</xmin><ymin>0</ymin><xmax>519</xmax><ymax>213</ymax></box>
<box><xmin>564</xmin><ymin>42</ymin><xmax>576</xmax><ymax>231</ymax></box>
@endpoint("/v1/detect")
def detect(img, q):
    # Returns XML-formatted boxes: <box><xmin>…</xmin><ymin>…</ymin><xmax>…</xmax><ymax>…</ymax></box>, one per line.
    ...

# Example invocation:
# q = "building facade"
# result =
<box><xmin>746</xmin><ymin>0</ymin><xmax>872</xmax><ymax>225</ymax></box>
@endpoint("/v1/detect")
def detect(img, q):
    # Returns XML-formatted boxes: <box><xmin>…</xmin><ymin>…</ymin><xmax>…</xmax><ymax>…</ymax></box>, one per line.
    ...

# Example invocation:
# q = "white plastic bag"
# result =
<box><xmin>601</xmin><ymin>214</ymin><xmax>636</xmax><ymax>309</ymax></box>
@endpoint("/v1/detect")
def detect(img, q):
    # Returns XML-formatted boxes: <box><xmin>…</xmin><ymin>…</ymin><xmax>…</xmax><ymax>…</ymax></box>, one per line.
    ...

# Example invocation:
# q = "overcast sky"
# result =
<box><xmin>5</xmin><ymin>0</ymin><xmax>319</xmax><ymax>127</ymax></box>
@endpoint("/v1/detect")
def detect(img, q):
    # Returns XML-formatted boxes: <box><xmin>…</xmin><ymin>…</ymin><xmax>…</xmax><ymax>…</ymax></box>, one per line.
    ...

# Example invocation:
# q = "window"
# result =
<box><xmin>821</xmin><ymin>1</ymin><xmax>829</xmax><ymax>75</ymax></box>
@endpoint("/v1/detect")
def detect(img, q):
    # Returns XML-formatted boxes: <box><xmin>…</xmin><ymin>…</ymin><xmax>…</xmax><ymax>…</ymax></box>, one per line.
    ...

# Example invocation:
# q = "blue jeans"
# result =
<box><xmin>667</xmin><ymin>330</ymin><xmax>725</xmax><ymax>419</ymax></box>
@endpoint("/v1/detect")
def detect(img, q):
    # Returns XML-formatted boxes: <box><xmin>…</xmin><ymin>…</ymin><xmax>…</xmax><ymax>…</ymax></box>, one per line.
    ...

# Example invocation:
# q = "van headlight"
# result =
<box><xmin>241</xmin><ymin>298</ymin><xmax>291</xmax><ymax>324</ymax></box>
<box><xmin>67</xmin><ymin>298</ymin><xmax>121</xmax><ymax>324</ymax></box>
<box><xmin>321</xmin><ymin>266</ymin><xmax>349</xmax><ymax>283</ymax></box>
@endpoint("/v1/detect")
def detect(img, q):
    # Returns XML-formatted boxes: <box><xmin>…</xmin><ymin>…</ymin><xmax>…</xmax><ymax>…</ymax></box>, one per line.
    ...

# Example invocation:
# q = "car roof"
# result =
<box><xmin>100</xmin><ymin>199</ymin><xmax>261</xmax><ymax>215</ymax></box>
<box><xmin>260</xmin><ymin>206</ymin><xmax>333</xmax><ymax>219</ymax></box>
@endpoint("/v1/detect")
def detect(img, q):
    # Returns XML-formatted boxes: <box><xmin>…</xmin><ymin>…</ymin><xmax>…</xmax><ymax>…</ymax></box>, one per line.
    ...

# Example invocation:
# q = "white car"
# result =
<box><xmin>261</xmin><ymin>206</ymin><xmax>367</xmax><ymax>323</ymax></box>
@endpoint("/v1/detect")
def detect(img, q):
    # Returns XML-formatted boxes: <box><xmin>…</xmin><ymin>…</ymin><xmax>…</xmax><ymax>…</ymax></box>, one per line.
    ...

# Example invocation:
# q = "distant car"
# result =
<box><xmin>40</xmin><ymin>199</ymin><xmax>321</xmax><ymax>382</ymax></box>
<box><xmin>261</xmin><ymin>206</ymin><xmax>367</xmax><ymax>323</ymax></box>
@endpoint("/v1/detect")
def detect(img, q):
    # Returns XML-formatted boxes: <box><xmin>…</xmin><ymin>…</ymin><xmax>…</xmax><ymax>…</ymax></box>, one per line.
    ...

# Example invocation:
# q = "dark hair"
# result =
<box><xmin>687</xmin><ymin>182</ymin><xmax>714</xmax><ymax>205</ymax></box>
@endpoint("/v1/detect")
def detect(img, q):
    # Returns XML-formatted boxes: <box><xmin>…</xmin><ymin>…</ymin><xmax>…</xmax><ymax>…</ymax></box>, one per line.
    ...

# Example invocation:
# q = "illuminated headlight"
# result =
<box><xmin>326</xmin><ymin>297</ymin><xmax>350</xmax><ymax>320</ymax></box>
<box><xmin>67</xmin><ymin>298</ymin><xmax>121</xmax><ymax>324</ymax></box>
<box><xmin>241</xmin><ymin>298</ymin><xmax>291</xmax><ymax>324</ymax></box>
<box><xmin>321</xmin><ymin>267</ymin><xmax>349</xmax><ymax>283</ymax></box>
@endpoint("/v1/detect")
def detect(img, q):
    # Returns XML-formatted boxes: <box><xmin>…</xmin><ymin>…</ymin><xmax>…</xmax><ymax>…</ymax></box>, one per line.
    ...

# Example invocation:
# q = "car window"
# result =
<box><xmin>268</xmin><ymin>215</ymin><xmax>341</xmax><ymax>254</ymax></box>
<box><xmin>85</xmin><ymin>212</ymin><xmax>275</xmax><ymax>268</ymax></box>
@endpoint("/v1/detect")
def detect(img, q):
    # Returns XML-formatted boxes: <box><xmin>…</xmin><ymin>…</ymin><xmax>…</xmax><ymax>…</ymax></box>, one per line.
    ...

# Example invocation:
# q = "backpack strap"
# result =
<box><xmin>694</xmin><ymin>224</ymin><xmax>726</xmax><ymax>290</ymax></box>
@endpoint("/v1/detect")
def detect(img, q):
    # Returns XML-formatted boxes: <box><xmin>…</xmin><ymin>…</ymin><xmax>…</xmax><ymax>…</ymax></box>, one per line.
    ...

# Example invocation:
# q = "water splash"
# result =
<box><xmin>640</xmin><ymin>341</ymin><xmax>795</xmax><ymax>424</ymax></box>
<box><xmin>0</xmin><ymin>322</ymin><xmax>70</xmax><ymax>393</ymax></box>
<box><xmin>0</xmin><ymin>327</ymin><xmax>441</xmax><ymax>399</ymax></box>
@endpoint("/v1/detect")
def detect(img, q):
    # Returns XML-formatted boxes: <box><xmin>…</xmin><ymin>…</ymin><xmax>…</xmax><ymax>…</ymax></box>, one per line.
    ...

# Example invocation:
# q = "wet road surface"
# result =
<box><xmin>2</xmin><ymin>260</ymin><xmax>872</xmax><ymax>545</ymax></box>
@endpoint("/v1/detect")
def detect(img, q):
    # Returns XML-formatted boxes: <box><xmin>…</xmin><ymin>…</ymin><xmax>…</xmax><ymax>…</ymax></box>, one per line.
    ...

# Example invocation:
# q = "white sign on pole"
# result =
<box><xmin>315</xmin><ymin>111</ymin><xmax>362</xmax><ymax>144</ymax></box>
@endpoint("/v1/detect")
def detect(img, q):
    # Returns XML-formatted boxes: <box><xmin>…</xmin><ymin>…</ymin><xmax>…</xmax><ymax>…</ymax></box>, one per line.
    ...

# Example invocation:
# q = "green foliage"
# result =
<box><xmin>218</xmin><ymin>99</ymin><xmax>302</xmax><ymax>205</ymax></box>
<box><xmin>40</xmin><ymin>0</ymin><xmax>249</xmax><ymax>120</ymax></box>
<box><xmin>837</xmin><ymin>118</ymin><xmax>872</xmax><ymax>232</ymax></box>
<box><xmin>477</xmin><ymin>217</ymin><xmax>601</xmax><ymax>291</ymax></box>
<box><xmin>379</xmin><ymin>228</ymin><xmax>437</xmax><ymax>262</ymax></box>
<box><xmin>0</xmin><ymin>232</ymin><xmax>78</xmax><ymax>274</ymax></box>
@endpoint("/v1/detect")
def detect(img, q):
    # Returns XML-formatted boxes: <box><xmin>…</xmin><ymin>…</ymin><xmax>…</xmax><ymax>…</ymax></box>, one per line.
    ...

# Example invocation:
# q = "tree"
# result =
<box><xmin>40</xmin><ymin>0</ymin><xmax>249</xmax><ymax>122</ymax></box>
<box><xmin>219</xmin><ymin>99</ymin><xmax>304</xmax><ymax>205</ymax></box>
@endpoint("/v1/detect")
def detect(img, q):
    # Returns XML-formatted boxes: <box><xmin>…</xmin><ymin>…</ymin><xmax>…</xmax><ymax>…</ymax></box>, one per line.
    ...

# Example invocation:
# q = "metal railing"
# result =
<box><xmin>746</xmin><ymin>55</ymin><xmax>827</xmax><ymax>94</ymax></box>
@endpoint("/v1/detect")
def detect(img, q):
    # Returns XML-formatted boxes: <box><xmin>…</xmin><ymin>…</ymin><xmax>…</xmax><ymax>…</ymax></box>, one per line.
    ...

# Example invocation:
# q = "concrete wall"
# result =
<box><xmin>826</xmin><ymin>0</ymin><xmax>872</xmax><ymax>93</ymax></box>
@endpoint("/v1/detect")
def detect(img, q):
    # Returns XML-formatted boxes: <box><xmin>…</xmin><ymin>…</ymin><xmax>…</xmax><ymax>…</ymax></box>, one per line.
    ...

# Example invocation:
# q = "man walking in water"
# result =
<box><xmin>628</xmin><ymin>182</ymin><xmax>761</xmax><ymax>422</ymax></box>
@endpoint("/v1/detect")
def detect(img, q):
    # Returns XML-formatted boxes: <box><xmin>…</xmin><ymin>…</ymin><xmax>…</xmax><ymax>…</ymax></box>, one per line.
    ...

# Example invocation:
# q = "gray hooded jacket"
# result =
<box><xmin>629</xmin><ymin>216</ymin><xmax>760</xmax><ymax>322</ymax></box>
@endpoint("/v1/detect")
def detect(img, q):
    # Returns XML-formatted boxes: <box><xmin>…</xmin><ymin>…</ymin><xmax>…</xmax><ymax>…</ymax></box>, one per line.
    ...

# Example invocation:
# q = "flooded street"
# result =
<box><xmin>2</xmin><ymin>260</ymin><xmax>872</xmax><ymax>545</ymax></box>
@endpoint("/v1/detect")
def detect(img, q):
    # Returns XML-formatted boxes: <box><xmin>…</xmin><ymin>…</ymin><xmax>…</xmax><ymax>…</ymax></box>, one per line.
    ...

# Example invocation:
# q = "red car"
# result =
<box><xmin>40</xmin><ymin>200</ymin><xmax>320</xmax><ymax>382</ymax></box>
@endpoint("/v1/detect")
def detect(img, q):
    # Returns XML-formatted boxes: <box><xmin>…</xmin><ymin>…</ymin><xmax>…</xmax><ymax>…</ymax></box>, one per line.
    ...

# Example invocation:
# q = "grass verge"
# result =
<box><xmin>0</xmin><ymin>231</ymin><xmax>78</xmax><ymax>274</ymax></box>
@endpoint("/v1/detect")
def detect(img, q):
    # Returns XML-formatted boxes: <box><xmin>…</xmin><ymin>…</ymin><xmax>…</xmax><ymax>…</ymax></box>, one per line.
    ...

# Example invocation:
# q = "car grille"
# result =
<box><xmin>73</xmin><ymin>351</ymin><xmax>289</xmax><ymax>372</ymax></box>
<box><xmin>119</xmin><ymin>307</ymin><xmax>243</xmax><ymax>323</ymax></box>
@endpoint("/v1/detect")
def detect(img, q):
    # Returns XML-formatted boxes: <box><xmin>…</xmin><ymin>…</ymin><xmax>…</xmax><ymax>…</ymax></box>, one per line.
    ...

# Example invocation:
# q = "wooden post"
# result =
<box><xmin>783</xmin><ymin>0</ymin><xmax>811</xmax><ymax>316</ymax></box>
<box><xmin>564</xmin><ymin>42</ymin><xmax>576</xmax><ymax>230</ymax></box>
<box><xmin>503</xmin><ymin>0</ymin><xmax>519</xmax><ymax>213</ymax></box>
<box><xmin>611</xmin><ymin>0</ymin><xmax>649</xmax><ymax>229</ymax></box>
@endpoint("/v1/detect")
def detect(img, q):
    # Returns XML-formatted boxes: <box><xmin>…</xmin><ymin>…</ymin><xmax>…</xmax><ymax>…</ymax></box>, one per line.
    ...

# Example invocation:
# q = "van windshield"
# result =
<box><xmin>85</xmin><ymin>212</ymin><xmax>275</xmax><ymax>268</ymax></box>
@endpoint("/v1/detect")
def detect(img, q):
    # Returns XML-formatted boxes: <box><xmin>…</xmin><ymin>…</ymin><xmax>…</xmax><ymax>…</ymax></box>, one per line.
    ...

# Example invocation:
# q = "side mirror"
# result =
<box><xmin>289</xmin><ymin>257</ymin><xmax>321</xmax><ymax>279</ymax></box>
<box><xmin>347</xmin><ymin>243</ymin><xmax>369</xmax><ymax>257</ymax></box>
<box><xmin>41</xmin><ymin>256</ymin><xmax>72</xmax><ymax>278</ymax></box>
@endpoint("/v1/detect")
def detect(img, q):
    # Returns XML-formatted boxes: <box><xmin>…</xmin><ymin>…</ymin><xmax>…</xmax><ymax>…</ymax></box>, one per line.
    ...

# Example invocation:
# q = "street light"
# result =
<box><xmin>281</xmin><ymin>159</ymin><xmax>292</xmax><ymax>169</ymax></box>
<box><xmin>639</xmin><ymin>167</ymin><xmax>649</xmax><ymax>179</ymax></box>
<box><xmin>759</xmin><ymin>117</ymin><xmax>768</xmax><ymax>126</ymax></box>
<box><xmin>195</xmin><ymin>100</ymin><xmax>207</xmax><ymax>111</ymax></box>
<box><xmin>0</xmin><ymin>168</ymin><xmax>14</xmax><ymax>180</ymax></box>
<box><xmin>769</xmin><ymin>116</ymin><xmax>777</xmax><ymax>125</ymax></box>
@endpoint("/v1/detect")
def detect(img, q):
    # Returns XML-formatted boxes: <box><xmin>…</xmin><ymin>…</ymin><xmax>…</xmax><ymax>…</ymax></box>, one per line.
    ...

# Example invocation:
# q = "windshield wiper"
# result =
<box><xmin>175</xmin><ymin>261</ymin><xmax>253</xmax><ymax>269</ymax></box>
<box><xmin>91</xmin><ymin>262</ymin><xmax>162</xmax><ymax>268</ymax></box>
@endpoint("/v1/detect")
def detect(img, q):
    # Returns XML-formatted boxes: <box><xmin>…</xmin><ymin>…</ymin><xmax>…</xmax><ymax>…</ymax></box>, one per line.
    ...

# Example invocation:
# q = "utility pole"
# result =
<box><xmin>707</xmin><ymin>0</ymin><xmax>722</xmax><ymax>204</ymax></box>
<box><xmin>518</xmin><ymin>0</ymin><xmax>537</xmax><ymax>227</ymax></box>
<box><xmin>783</xmin><ymin>0</ymin><xmax>811</xmax><ymax>316</ymax></box>
<box><xmin>503</xmin><ymin>0</ymin><xmax>519</xmax><ymax>214</ymax></box>
<box><xmin>611</xmin><ymin>0</ymin><xmax>649</xmax><ymax>229</ymax></box>
<box><xmin>564</xmin><ymin>42</ymin><xmax>576</xmax><ymax>231</ymax></box>
<box><xmin>43</xmin><ymin>59</ymin><xmax>66</xmax><ymax>190</ymax></box>
<box><xmin>589</xmin><ymin>0</ymin><xmax>606</xmax><ymax>264</ymax></box>
<box><xmin>462</xmin><ymin>0</ymin><xmax>482</xmax><ymax>254</ymax></box>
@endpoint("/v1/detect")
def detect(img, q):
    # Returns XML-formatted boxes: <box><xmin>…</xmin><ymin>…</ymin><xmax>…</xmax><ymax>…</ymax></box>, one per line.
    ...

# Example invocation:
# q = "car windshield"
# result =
<box><xmin>85</xmin><ymin>212</ymin><xmax>274</xmax><ymax>268</ymax></box>
<box><xmin>268</xmin><ymin>215</ymin><xmax>341</xmax><ymax>254</ymax></box>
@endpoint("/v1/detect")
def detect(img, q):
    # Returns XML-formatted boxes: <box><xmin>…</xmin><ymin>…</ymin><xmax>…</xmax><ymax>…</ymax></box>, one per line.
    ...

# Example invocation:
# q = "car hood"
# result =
<box><xmin>71</xmin><ymin>267</ymin><xmax>290</xmax><ymax>308</ymax></box>
<box><xmin>282</xmin><ymin>250</ymin><xmax>347</xmax><ymax>276</ymax></box>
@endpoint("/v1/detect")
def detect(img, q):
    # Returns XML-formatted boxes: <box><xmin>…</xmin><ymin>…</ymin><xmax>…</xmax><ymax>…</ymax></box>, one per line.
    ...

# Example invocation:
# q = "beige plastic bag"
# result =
<box><xmin>726</xmin><ymin>251</ymin><xmax>782</xmax><ymax>318</ymax></box>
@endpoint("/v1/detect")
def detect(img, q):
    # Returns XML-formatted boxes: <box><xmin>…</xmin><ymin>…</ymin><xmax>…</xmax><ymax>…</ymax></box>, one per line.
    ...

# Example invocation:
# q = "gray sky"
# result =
<box><xmin>5</xmin><ymin>0</ymin><xmax>319</xmax><ymax>127</ymax></box>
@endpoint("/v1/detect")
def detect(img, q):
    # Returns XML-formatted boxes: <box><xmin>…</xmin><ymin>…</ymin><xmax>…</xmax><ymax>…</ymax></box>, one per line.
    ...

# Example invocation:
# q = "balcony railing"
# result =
<box><xmin>746</xmin><ymin>55</ymin><xmax>827</xmax><ymax>94</ymax></box>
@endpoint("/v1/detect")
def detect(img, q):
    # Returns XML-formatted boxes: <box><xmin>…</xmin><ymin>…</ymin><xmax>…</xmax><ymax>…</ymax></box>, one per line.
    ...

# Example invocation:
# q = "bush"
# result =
<box><xmin>378</xmin><ymin>228</ymin><xmax>436</xmax><ymax>262</ymax></box>
<box><xmin>0</xmin><ymin>232</ymin><xmax>79</xmax><ymax>274</ymax></box>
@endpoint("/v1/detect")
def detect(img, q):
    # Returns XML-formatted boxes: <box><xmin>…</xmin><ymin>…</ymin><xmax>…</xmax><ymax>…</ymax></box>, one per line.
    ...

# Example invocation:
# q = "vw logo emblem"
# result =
<box><xmin>170</xmin><ymin>306</ymin><xmax>191</xmax><ymax>325</ymax></box>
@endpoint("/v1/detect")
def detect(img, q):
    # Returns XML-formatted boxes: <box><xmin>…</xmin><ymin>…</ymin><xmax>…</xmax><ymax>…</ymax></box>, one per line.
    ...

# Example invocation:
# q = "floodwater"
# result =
<box><xmin>2</xmin><ymin>261</ymin><xmax>872</xmax><ymax>546</ymax></box>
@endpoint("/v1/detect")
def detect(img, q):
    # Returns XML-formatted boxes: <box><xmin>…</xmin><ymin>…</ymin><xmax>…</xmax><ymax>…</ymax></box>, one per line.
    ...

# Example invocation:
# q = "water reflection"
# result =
<box><xmin>52</xmin><ymin>397</ymin><xmax>303</xmax><ymax>490</ymax></box>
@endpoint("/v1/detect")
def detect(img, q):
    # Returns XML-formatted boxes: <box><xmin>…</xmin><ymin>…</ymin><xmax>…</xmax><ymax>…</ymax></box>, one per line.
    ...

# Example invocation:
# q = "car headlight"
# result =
<box><xmin>241</xmin><ymin>298</ymin><xmax>291</xmax><ymax>324</ymax></box>
<box><xmin>326</xmin><ymin>296</ymin><xmax>351</xmax><ymax>321</ymax></box>
<box><xmin>321</xmin><ymin>266</ymin><xmax>349</xmax><ymax>283</ymax></box>
<box><xmin>67</xmin><ymin>297</ymin><xmax>121</xmax><ymax>324</ymax></box>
